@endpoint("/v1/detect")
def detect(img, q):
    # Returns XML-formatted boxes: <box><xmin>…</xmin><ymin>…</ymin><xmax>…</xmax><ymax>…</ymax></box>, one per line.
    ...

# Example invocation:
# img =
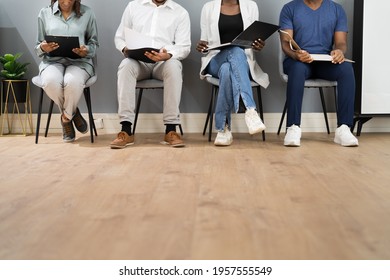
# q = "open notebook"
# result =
<box><xmin>206</xmin><ymin>20</ymin><xmax>280</xmax><ymax>51</ymax></box>
<box><xmin>45</xmin><ymin>35</ymin><xmax>80</xmax><ymax>59</ymax></box>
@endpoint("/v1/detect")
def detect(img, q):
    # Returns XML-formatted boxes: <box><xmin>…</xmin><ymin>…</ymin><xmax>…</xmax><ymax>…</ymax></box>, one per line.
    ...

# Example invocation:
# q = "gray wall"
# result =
<box><xmin>0</xmin><ymin>0</ymin><xmax>354</xmax><ymax>114</ymax></box>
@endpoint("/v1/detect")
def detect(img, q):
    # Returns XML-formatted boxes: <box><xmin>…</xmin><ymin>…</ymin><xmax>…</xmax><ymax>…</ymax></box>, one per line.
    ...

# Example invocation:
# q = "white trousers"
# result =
<box><xmin>117</xmin><ymin>58</ymin><xmax>183</xmax><ymax>125</ymax></box>
<box><xmin>40</xmin><ymin>64</ymin><xmax>90</xmax><ymax>120</ymax></box>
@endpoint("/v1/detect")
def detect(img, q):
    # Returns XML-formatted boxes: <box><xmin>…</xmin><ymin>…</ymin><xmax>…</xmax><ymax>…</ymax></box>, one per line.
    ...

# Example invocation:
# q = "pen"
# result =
<box><xmin>278</xmin><ymin>29</ymin><xmax>301</xmax><ymax>51</ymax></box>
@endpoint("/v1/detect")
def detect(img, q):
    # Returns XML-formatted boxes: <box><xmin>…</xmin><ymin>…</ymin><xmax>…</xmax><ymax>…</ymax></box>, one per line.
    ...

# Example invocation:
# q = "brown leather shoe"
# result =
<box><xmin>72</xmin><ymin>107</ymin><xmax>88</xmax><ymax>134</ymax></box>
<box><xmin>164</xmin><ymin>131</ymin><xmax>185</xmax><ymax>147</ymax></box>
<box><xmin>110</xmin><ymin>131</ymin><xmax>134</xmax><ymax>149</ymax></box>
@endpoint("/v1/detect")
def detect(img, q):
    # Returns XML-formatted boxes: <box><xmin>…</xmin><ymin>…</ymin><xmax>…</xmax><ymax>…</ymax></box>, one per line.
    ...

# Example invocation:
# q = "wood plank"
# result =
<box><xmin>0</xmin><ymin>132</ymin><xmax>389</xmax><ymax>259</ymax></box>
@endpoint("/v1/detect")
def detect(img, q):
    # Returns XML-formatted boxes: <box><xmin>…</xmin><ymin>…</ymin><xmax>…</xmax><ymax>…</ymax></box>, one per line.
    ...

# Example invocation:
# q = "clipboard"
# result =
<box><xmin>125</xmin><ymin>47</ymin><xmax>160</xmax><ymax>63</ymax></box>
<box><xmin>206</xmin><ymin>21</ymin><xmax>280</xmax><ymax>51</ymax></box>
<box><xmin>45</xmin><ymin>35</ymin><xmax>80</xmax><ymax>59</ymax></box>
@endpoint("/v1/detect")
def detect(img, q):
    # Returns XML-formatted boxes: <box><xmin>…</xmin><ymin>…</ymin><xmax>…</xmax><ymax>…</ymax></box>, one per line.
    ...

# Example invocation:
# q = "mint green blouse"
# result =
<box><xmin>35</xmin><ymin>3</ymin><xmax>99</xmax><ymax>77</ymax></box>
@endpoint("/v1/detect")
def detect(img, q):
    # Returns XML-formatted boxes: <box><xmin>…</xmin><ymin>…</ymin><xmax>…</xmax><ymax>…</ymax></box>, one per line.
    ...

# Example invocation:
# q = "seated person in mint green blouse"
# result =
<box><xmin>34</xmin><ymin>0</ymin><xmax>99</xmax><ymax>143</ymax></box>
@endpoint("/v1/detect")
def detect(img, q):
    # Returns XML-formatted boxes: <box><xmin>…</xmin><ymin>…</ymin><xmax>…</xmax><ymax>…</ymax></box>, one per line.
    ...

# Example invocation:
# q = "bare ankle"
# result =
<box><xmin>62</xmin><ymin>114</ymin><xmax>70</xmax><ymax>123</ymax></box>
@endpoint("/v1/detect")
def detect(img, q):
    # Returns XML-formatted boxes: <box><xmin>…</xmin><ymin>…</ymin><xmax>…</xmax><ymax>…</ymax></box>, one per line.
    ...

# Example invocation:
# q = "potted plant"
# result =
<box><xmin>0</xmin><ymin>52</ymin><xmax>30</xmax><ymax>103</ymax></box>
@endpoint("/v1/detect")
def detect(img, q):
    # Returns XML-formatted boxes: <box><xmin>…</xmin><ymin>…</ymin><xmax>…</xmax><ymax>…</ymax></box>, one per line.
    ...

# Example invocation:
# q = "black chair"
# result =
<box><xmin>277</xmin><ymin>44</ymin><xmax>337</xmax><ymax>135</ymax></box>
<box><xmin>134</xmin><ymin>79</ymin><xmax>183</xmax><ymax>135</ymax></box>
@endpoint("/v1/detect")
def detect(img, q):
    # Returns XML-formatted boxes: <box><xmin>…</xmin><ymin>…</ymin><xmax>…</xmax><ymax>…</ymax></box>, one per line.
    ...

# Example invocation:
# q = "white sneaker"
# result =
<box><xmin>334</xmin><ymin>124</ymin><xmax>359</xmax><ymax>147</ymax></box>
<box><xmin>284</xmin><ymin>125</ymin><xmax>301</xmax><ymax>147</ymax></box>
<box><xmin>245</xmin><ymin>108</ymin><xmax>266</xmax><ymax>135</ymax></box>
<box><xmin>214</xmin><ymin>126</ymin><xmax>233</xmax><ymax>146</ymax></box>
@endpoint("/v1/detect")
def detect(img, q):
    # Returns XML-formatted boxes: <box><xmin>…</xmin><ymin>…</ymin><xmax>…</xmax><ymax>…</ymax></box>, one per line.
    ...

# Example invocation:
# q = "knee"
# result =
<box><xmin>63</xmin><ymin>77</ymin><xmax>84</xmax><ymax>92</ymax></box>
<box><xmin>286</xmin><ymin>60</ymin><xmax>307</xmax><ymax>72</ymax></box>
<box><xmin>41</xmin><ymin>76</ymin><xmax>62</xmax><ymax>91</ymax></box>
<box><xmin>228</xmin><ymin>47</ymin><xmax>247</xmax><ymax>64</ymax></box>
<box><xmin>162</xmin><ymin>59</ymin><xmax>183</xmax><ymax>78</ymax></box>
<box><xmin>285</xmin><ymin>60</ymin><xmax>308</xmax><ymax>79</ymax></box>
<box><xmin>337</xmin><ymin>62</ymin><xmax>355</xmax><ymax>78</ymax></box>
<box><xmin>229</xmin><ymin>46</ymin><xmax>246</xmax><ymax>58</ymax></box>
<box><xmin>164</xmin><ymin>59</ymin><xmax>182</xmax><ymax>71</ymax></box>
<box><xmin>218</xmin><ymin>62</ymin><xmax>230</xmax><ymax>78</ymax></box>
<box><xmin>118</xmin><ymin>58</ymin><xmax>139</xmax><ymax>78</ymax></box>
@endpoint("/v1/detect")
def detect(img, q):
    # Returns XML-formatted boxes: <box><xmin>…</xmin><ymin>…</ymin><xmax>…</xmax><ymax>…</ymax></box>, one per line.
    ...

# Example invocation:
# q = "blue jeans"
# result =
<box><xmin>283</xmin><ymin>57</ymin><xmax>355</xmax><ymax>127</ymax></box>
<box><xmin>206</xmin><ymin>46</ymin><xmax>256</xmax><ymax>131</ymax></box>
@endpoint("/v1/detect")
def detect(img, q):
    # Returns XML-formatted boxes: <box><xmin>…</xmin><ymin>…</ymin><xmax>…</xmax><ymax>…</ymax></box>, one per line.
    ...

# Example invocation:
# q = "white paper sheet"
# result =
<box><xmin>125</xmin><ymin>28</ymin><xmax>154</xmax><ymax>49</ymax></box>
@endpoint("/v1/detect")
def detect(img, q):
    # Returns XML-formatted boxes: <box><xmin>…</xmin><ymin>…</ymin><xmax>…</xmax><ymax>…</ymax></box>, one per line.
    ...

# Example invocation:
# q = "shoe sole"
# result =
<box><xmin>110</xmin><ymin>142</ymin><xmax>134</xmax><ymax>149</ymax></box>
<box><xmin>171</xmin><ymin>143</ymin><xmax>185</xmax><ymax>148</ymax></box>
<box><xmin>248</xmin><ymin>124</ymin><xmax>266</xmax><ymax>135</ymax></box>
<box><xmin>334</xmin><ymin>138</ymin><xmax>359</xmax><ymax>147</ymax></box>
<box><xmin>214</xmin><ymin>138</ymin><xmax>233</xmax><ymax>146</ymax></box>
<box><xmin>214</xmin><ymin>142</ymin><xmax>232</xmax><ymax>146</ymax></box>
<box><xmin>77</xmin><ymin>127</ymin><xmax>89</xmax><ymax>134</ymax></box>
<box><xmin>74</xmin><ymin>121</ymin><xmax>88</xmax><ymax>134</ymax></box>
<box><xmin>63</xmin><ymin>138</ymin><xmax>75</xmax><ymax>143</ymax></box>
<box><xmin>161</xmin><ymin>141</ymin><xmax>185</xmax><ymax>147</ymax></box>
<box><xmin>284</xmin><ymin>141</ymin><xmax>300</xmax><ymax>147</ymax></box>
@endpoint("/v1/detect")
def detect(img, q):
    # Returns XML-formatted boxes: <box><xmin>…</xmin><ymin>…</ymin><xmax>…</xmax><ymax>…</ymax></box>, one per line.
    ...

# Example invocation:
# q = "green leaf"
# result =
<box><xmin>4</xmin><ymin>53</ymin><xmax>14</xmax><ymax>61</ymax></box>
<box><xmin>0</xmin><ymin>52</ymin><xmax>29</xmax><ymax>80</ymax></box>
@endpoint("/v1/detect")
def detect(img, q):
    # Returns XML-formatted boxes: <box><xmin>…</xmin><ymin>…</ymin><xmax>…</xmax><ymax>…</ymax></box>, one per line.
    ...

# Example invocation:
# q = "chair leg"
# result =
<box><xmin>319</xmin><ymin>87</ymin><xmax>330</xmax><ymax>134</ymax></box>
<box><xmin>333</xmin><ymin>86</ymin><xmax>338</xmax><ymax>114</ymax></box>
<box><xmin>45</xmin><ymin>100</ymin><xmax>54</xmax><ymax>137</ymax></box>
<box><xmin>277</xmin><ymin>101</ymin><xmax>288</xmax><ymax>135</ymax></box>
<box><xmin>178</xmin><ymin>124</ymin><xmax>183</xmax><ymax>135</ymax></box>
<box><xmin>203</xmin><ymin>86</ymin><xmax>214</xmax><ymax>136</ymax></box>
<box><xmin>208</xmin><ymin>86</ymin><xmax>218</xmax><ymax>142</ymax></box>
<box><xmin>133</xmin><ymin>88</ymin><xmax>143</xmax><ymax>135</ymax></box>
<box><xmin>35</xmin><ymin>89</ymin><xmax>44</xmax><ymax>144</ymax></box>
<box><xmin>84</xmin><ymin>87</ymin><xmax>97</xmax><ymax>143</ymax></box>
<box><xmin>255</xmin><ymin>86</ymin><xmax>265</xmax><ymax>141</ymax></box>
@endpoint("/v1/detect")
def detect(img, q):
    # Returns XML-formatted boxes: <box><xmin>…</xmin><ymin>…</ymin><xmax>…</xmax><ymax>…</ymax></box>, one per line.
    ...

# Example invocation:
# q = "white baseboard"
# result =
<box><xmin>2</xmin><ymin>113</ymin><xmax>390</xmax><ymax>134</ymax></box>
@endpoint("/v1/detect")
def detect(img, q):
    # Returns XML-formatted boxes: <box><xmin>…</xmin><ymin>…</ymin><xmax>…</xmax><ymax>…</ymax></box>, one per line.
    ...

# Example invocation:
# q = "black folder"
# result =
<box><xmin>207</xmin><ymin>21</ymin><xmax>280</xmax><ymax>51</ymax></box>
<box><xmin>126</xmin><ymin>47</ymin><xmax>160</xmax><ymax>63</ymax></box>
<box><xmin>45</xmin><ymin>35</ymin><xmax>80</xmax><ymax>59</ymax></box>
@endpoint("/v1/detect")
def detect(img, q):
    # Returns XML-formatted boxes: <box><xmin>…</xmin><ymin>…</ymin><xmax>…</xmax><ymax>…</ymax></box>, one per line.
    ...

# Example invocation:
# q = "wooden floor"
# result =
<box><xmin>0</xmin><ymin>131</ymin><xmax>390</xmax><ymax>260</ymax></box>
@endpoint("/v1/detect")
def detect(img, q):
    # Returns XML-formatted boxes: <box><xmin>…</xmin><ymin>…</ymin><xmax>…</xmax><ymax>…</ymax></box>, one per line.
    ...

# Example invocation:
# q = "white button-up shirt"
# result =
<box><xmin>114</xmin><ymin>0</ymin><xmax>191</xmax><ymax>60</ymax></box>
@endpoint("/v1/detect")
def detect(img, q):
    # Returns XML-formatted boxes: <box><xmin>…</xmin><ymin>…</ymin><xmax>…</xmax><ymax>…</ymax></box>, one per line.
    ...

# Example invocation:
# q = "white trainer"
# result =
<box><xmin>214</xmin><ymin>126</ymin><xmax>233</xmax><ymax>146</ymax></box>
<box><xmin>334</xmin><ymin>124</ymin><xmax>359</xmax><ymax>147</ymax></box>
<box><xmin>245</xmin><ymin>108</ymin><xmax>266</xmax><ymax>135</ymax></box>
<box><xmin>284</xmin><ymin>125</ymin><xmax>301</xmax><ymax>147</ymax></box>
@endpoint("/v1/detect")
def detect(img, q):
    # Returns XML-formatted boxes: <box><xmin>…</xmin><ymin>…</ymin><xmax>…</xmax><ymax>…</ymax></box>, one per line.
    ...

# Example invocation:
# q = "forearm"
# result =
<box><xmin>333</xmin><ymin>42</ymin><xmax>347</xmax><ymax>54</ymax></box>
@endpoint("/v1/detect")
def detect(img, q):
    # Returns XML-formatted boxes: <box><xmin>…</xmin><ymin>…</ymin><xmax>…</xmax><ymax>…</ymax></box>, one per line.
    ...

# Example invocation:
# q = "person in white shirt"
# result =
<box><xmin>196</xmin><ymin>0</ymin><xmax>268</xmax><ymax>146</ymax></box>
<box><xmin>110</xmin><ymin>0</ymin><xmax>191</xmax><ymax>149</ymax></box>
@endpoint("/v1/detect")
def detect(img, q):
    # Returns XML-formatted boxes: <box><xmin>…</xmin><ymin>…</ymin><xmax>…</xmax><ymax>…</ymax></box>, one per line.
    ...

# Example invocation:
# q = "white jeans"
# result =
<box><xmin>117</xmin><ymin>58</ymin><xmax>183</xmax><ymax>125</ymax></box>
<box><xmin>40</xmin><ymin>64</ymin><xmax>90</xmax><ymax>120</ymax></box>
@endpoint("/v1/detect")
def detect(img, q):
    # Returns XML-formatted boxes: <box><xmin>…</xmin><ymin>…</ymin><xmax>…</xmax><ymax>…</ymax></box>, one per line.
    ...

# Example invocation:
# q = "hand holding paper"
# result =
<box><xmin>279</xmin><ymin>29</ymin><xmax>354</xmax><ymax>63</ymax></box>
<box><xmin>206</xmin><ymin>21</ymin><xmax>279</xmax><ymax>51</ymax></box>
<box><xmin>44</xmin><ymin>35</ymin><xmax>80</xmax><ymax>59</ymax></box>
<box><xmin>124</xmin><ymin>28</ymin><xmax>160</xmax><ymax>63</ymax></box>
<box><xmin>310</xmin><ymin>54</ymin><xmax>354</xmax><ymax>63</ymax></box>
